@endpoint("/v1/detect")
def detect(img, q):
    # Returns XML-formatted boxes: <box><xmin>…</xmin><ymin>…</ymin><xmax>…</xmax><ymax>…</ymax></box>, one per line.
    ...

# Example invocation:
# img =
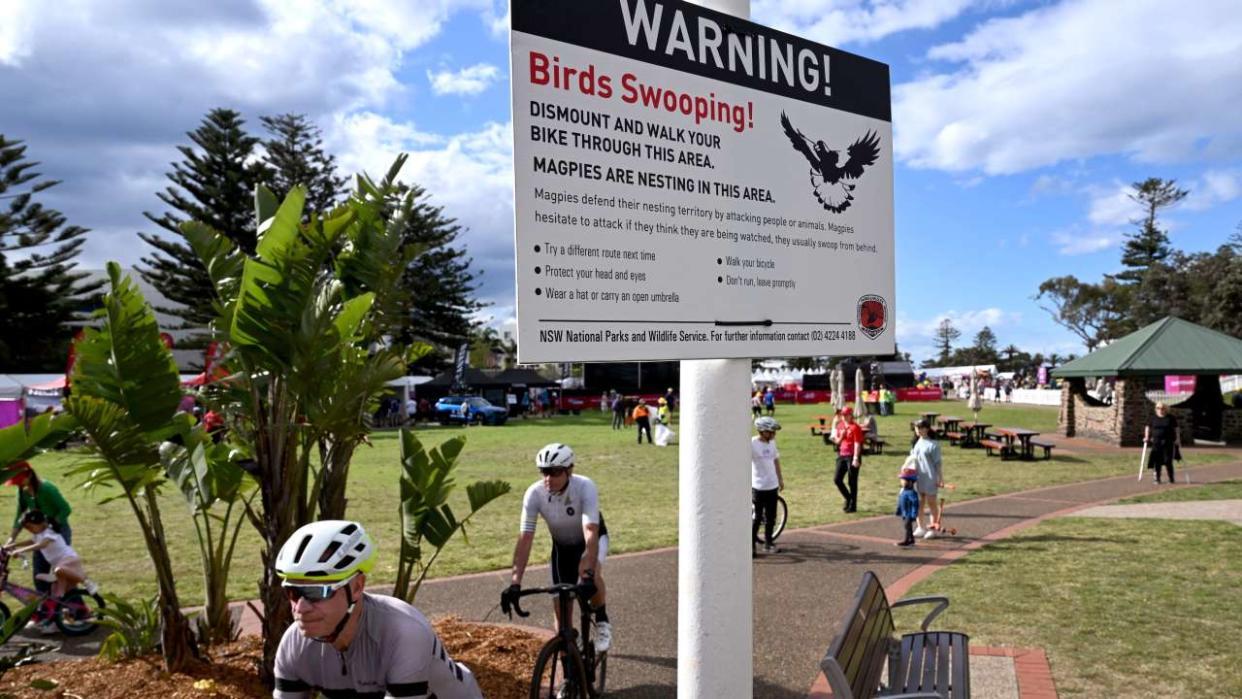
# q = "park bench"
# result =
<box><xmin>941</xmin><ymin>431</ymin><xmax>965</xmax><ymax>445</ymax></box>
<box><xmin>978</xmin><ymin>439</ymin><xmax>1011</xmax><ymax>459</ymax></box>
<box><xmin>865</xmin><ymin>434</ymin><xmax>888</xmax><ymax>455</ymax></box>
<box><xmin>1028</xmin><ymin>439</ymin><xmax>1055</xmax><ymax>460</ymax></box>
<box><xmin>821</xmin><ymin>571</ymin><xmax>970</xmax><ymax>699</ymax></box>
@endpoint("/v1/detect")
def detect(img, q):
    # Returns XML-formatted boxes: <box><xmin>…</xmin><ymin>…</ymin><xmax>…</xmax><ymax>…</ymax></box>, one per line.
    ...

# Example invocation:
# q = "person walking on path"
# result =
<box><xmin>4</xmin><ymin>461</ymin><xmax>73</xmax><ymax>596</ymax></box>
<box><xmin>632</xmin><ymin>399</ymin><xmax>653</xmax><ymax>444</ymax></box>
<box><xmin>895</xmin><ymin>465</ymin><xmax>920</xmax><ymax>547</ymax></box>
<box><xmin>834</xmin><ymin>407</ymin><xmax>865</xmax><ymax>512</ymax></box>
<box><xmin>1145</xmin><ymin>401</ymin><xmax>1181</xmax><ymax>484</ymax></box>
<box><xmin>610</xmin><ymin>393</ymin><xmax>625</xmax><ymax>430</ymax></box>
<box><xmin>909</xmin><ymin>419</ymin><xmax>944</xmax><ymax>538</ymax></box>
<box><xmin>751</xmin><ymin>417</ymin><xmax>785</xmax><ymax>557</ymax></box>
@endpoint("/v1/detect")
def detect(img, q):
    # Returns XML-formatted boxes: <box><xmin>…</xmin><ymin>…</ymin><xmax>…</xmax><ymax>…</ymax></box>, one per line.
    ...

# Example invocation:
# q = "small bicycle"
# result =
<box><xmin>503</xmin><ymin>582</ymin><xmax>607</xmax><ymax>699</ymax></box>
<box><xmin>751</xmin><ymin>495</ymin><xmax>788</xmax><ymax>544</ymax></box>
<box><xmin>0</xmin><ymin>548</ymin><xmax>105</xmax><ymax>636</ymax></box>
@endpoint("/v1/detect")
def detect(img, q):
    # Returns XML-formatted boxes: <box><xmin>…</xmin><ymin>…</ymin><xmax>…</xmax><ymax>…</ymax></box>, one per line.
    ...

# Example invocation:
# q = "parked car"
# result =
<box><xmin>434</xmin><ymin>396</ymin><xmax>509</xmax><ymax>425</ymax></box>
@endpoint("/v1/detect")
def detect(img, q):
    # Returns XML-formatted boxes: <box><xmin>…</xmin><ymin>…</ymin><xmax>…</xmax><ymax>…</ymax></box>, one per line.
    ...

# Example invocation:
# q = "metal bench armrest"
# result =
<box><xmin>890</xmin><ymin>596</ymin><xmax>950</xmax><ymax>631</ymax></box>
<box><xmin>884</xmin><ymin>692</ymin><xmax>949</xmax><ymax>699</ymax></box>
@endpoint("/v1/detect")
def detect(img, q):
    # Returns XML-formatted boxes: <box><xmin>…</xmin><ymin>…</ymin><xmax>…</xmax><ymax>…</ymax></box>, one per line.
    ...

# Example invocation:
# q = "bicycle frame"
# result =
<box><xmin>506</xmin><ymin>582</ymin><xmax>603</xmax><ymax>697</ymax></box>
<box><xmin>0</xmin><ymin>549</ymin><xmax>88</xmax><ymax>616</ymax></box>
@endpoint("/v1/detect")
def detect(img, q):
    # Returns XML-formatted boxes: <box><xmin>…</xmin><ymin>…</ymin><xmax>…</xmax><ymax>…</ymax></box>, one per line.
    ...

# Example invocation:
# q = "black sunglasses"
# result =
<box><xmin>282</xmin><ymin>576</ymin><xmax>353</xmax><ymax>604</ymax></box>
<box><xmin>539</xmin><ymin>467</ymin><xmax>569</xmax><ymax>477</ymax></box>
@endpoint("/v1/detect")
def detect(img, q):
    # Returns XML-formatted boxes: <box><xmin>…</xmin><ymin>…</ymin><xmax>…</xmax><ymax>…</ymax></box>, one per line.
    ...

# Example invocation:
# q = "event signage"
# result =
<box><xmin>512</xmin><ymin>0</ymin><xmax>895</xmax><ymax>362</ymax></box>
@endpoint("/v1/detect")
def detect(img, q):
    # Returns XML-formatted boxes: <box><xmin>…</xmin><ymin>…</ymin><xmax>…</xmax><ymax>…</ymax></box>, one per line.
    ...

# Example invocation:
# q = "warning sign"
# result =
<box><xmin>512</xmin><ymin>0</ymin><xmax>894</xmax><ymax>362</ymax></box>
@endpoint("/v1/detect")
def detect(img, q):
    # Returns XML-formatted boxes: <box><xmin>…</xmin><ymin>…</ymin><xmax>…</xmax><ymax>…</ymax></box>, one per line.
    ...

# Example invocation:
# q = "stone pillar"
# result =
<box><xmin>1114</xmin><ymin>378</ymin><xmax>1149</xmax><ymax>446</ymax></box>
<box><xmin>1059</xmin><ymin>381</ymin><xmax>1076</xmax><ymax>437</ymax></box>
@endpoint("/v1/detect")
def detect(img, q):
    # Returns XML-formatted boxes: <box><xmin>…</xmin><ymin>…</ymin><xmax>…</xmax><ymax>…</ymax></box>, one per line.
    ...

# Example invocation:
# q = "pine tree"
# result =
<box><xmin>971</xmin><ymin>325</ymin><xmax>999</xmax><ymax>362</ymax></box>
<box><xmin>137</xmin><ymin>109</ymin><xmax>264</xmax><ymax>328</ymax></box>
<box><xmin>0</xmin><ymin>135</ymin><xmax>102</xmax><ymax>370</ymax></box>
<box><xmin>259</xmin><ymin>114</ymin><xmax>347</xmax><ymax>214</ymax></box>
<box><xmin>1117</xmin><ymin>177</ymin><xmax>1186</xmax><ymax>283</ymax></box>
<box><xmin>385</xmin><ymin>183</ymin><xmax>485</xmax><ymax>373</ymax></box>
<box><xmin>932</xmin><ymin>318</ymin><xmax>960</xmax><ymax>366</ymax></box>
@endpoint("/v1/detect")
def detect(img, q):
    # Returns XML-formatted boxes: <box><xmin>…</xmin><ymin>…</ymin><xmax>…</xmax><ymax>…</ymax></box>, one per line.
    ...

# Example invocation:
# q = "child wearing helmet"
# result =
<box><xmin>895</xmin><ymin>465</ymin><xmax>920</xmax><ymax>547</ymax></box>
<box><xmin>505</xmin><ymin>443</ymin><xmax>613</xmax><ymax>654</ymax></box>
<box><xmin>751</xmin><ymin>417</ymin><xmax>784</xmax><ymax>556</ymax></box>
<box><xmin>273</xmin><ymin>520</ymin><xmax>481</xmax><ymax>699</ymax></box>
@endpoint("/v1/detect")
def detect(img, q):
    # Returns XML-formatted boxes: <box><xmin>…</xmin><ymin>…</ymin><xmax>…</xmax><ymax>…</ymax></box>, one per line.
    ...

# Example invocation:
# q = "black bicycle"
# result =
<box><xmin>751</xmin><ymin>494</ymin><xmax>788</xmax><ymax>544</ymax></box>
<box><xmin>503</xmin><ymin>582</ymin><xmax>607</xmax><ymax>699</ymax></box>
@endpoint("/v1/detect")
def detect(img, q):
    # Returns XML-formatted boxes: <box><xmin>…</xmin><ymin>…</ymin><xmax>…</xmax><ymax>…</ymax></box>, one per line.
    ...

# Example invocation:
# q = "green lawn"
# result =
<box><xmin>897</xmin><ymin>516</ymin><xmax>1242</xmax><ymax>698</ymax></box>
<box><xmin>1119</xmin><ymin>479</ymin><xmax>1242</xmax><ymax>504</ymax></box>
<box><xmin>18</xmin><ymin>400</ymin><xmax>1229</xmax><ymax>605</ymax></box>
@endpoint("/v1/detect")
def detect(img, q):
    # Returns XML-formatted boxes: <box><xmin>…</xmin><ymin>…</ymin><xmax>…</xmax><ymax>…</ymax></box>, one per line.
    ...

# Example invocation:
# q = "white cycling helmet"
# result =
<box><xmin>755</xmin><ymin>416</ymin><xmax>781</xmax><ymax>432</ymax></box>
<box><xmin>535</xmin><ymin>443</ymin><xmax>575</xmax><ymax>469</ymax></box>
<box><xmin>276</xmin><ymin>520</ymin><xmax>376</xmax><ymax>582</ymax></box>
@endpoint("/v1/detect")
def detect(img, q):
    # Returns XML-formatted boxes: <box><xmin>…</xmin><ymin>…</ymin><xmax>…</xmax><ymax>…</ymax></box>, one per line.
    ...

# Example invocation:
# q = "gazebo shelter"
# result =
<box><xmin>1053</xmin><ymin>317</ymin><xmax>1242</xmax><ymax>445</ymax></box>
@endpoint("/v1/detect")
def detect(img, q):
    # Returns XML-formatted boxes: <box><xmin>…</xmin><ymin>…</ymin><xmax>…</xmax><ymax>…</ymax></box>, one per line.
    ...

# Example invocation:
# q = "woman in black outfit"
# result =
<box><xmin>1144</xmin><ymin>402</ymin><xmax>1180</xmax><ymax>484</ymax></box>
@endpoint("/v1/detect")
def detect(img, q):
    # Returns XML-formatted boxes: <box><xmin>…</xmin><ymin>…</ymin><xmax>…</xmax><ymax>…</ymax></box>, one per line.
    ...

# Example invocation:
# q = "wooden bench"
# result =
<box><xmin>865</xmin><ymin>435</ymin><xmax>887</xmax><ymax>455</ymax></box>
<box><xmin>941</xmin><ymin>431</ymin><xmax>965</xmax><ymax>445</ymax></box>
<box><xmin>978</xmin><ymin>439</ymin><xmax>1011</xmax><ymax>459</ymax></box>
<box><xmin>1028</xmin><ymin>439</ymin><xmax>1055</xmax><ymax>460</ymax></box>
<box><xmin>821</xmin><ymin>571</ymin><xmax>970</xmax><ymax>699</ymax></box>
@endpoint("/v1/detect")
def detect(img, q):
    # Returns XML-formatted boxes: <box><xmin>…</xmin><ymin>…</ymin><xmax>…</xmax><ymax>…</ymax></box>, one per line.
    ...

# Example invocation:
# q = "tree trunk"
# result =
<box><xmin>142</xmin><ymin>490</ymin><xmax>201</xmax><ymax>672</ymax></box>
<box><xmin>317</xmin><ymin>438</ymin><xmax>355</xmax><ymax>520</ymax></box>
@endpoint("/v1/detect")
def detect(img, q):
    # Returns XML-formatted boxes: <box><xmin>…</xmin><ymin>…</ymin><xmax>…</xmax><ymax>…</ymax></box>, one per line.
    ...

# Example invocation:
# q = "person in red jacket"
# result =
<box><xmin>833</xmin><ymin>407</ymin><xmax>865</xmax><ymax>512</ymax></box>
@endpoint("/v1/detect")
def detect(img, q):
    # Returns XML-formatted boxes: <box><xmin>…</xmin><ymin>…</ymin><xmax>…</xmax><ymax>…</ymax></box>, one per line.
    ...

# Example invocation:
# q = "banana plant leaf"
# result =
<box><xmin>0</xmin><ymin>412</ymin><xmax>78</xmax><ymax>476</ymax></box>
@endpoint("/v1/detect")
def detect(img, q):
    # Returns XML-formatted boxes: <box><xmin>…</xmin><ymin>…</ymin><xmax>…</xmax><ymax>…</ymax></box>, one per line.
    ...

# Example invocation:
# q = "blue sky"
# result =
<box><xmin>2</xmin><ymin>0</ymin><xmax>1240</xmax><ymax>365</ymax></box>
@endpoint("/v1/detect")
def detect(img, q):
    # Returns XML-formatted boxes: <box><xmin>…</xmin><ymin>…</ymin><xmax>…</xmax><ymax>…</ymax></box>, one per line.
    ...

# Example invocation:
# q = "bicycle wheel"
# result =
<box><xmin>752</xmin><ymin>495</ymin><xmax>789</xmax><ymax>543</ymax></box>
<box><xmin>589</xmin><ymin>647</ymin><xmax>607</xmax><ymax>697</ymax></box>
<box><xmin>772</xmin><ymin>496</ymin><xmax>788</xmax><ymax>541</ymax></box>
<box><xmin>530</xmin><ymin>636</ymin><xmax>589</xmax><ymax>699</ymax></box>
<box><xmin>54</xmin><ymin>589</ymin><xmax>104</xmax><ymax>637</ymax></box>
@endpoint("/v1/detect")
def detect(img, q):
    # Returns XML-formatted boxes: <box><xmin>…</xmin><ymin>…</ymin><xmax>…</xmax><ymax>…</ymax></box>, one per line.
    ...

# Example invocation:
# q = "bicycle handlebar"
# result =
<box><xmin>502</xmin><ymin>582</ymin><xmax>592</xmax><ymax>620</ymax></box>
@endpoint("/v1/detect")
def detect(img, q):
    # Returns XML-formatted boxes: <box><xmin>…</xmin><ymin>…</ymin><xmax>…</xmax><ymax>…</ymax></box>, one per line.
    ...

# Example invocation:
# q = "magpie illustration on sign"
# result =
<box><xmin>780</xmin><ymin>112</ymin><xmax>881</xmax><ymax>213</ymax></box>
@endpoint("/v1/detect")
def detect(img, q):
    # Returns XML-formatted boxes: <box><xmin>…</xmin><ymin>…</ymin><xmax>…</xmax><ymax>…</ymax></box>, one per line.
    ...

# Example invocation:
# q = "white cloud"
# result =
<box><xmin>753</xmin><ymin>0</ymin><xmax>976</xmax><ymax>47</ymax></box>
<box><xmin>894</xmin><ymin>0</ymin><xmax>1242</xmax><ymax>174</ymax></box>
<box><xmin>1184</xmin><ymin>169</ymin><xmax>1242</xmax><ymax>211</ymax></box>
<box><xmin>427</xmin><ymin>63</ymin><xmax>500</xmax><ymax>96</ymax></box>
<box><xmin>897</xmin><ymin>307</ymin><xmax>1022</xmax><ymax>364</ymax></box>
<box><xmin>0</xmin><ymin>0</ymin><xmax>38</xmax><ymax>66</ymax></box>
<box><xmin>1086</xmin><ymin>184</ymin><xmax>1143</xmax><ymax>227</ymax></box>
<box><xmin>1050</xmin><ymin>228</ymin><xmax>1122</xmax><ymax>256</ymax></box>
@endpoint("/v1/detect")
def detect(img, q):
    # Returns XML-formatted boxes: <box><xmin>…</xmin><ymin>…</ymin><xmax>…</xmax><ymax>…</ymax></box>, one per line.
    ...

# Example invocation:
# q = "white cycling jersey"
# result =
<box><xmin>273</xmin><ymin>593</ymin><xmax>481</xmax><ymax>699</ymax></box>
<box><xmin>521</xmin><ymin>474</ymin><xmax>607</xmax><ymax>544</ymax></box>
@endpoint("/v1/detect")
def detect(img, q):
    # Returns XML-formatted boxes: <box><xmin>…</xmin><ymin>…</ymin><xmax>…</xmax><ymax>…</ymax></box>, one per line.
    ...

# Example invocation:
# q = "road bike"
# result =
<box><xmin>503</xmin><ymin>582</ymin><xmax>606</xmax><ymax>698</ymax></box>
<box><xmin>751</xmin><ymin>494</ymin><xmax>788</xmax><ymax>544</ymax></box>
<box><xmin>0</xmin><ymin>548</ymin><xmax>105</xmax><ymax>636</ymax></box>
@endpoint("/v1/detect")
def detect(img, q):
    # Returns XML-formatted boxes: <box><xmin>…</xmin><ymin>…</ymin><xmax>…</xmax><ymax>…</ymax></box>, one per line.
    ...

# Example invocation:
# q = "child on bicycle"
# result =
<box><xmin>7</xmin><ymin>510</ymin><xmax>87</xmax><ymax>631</ymax></box>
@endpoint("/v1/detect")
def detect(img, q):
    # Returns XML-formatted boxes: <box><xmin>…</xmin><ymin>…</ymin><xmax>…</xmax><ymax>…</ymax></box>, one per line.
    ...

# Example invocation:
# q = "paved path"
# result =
<box><xmin>408</xmin><ymin>456</ymin><xmax>1242</xmax><ymax>698</ymax></box>
<box><xmin>1075</xmin><ymin>499</ymin><xmax>1242</xmax><ymax>525</ymax></box>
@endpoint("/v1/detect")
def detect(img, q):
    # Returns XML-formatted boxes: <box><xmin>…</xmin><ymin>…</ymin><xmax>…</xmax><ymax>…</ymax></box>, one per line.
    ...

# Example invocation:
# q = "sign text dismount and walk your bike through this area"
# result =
<box><xmin>512</xmin><ymin>0</ymin><xmax>895</xmax><ymax>362</ymax></box>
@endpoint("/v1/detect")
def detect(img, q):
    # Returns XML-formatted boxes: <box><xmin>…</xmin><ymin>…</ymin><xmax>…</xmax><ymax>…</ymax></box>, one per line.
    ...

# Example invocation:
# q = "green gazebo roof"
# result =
<box><xmin>1052</xmin><ymin>317</ymin><xmax>1242</xmax><ymax>378</ymax></box>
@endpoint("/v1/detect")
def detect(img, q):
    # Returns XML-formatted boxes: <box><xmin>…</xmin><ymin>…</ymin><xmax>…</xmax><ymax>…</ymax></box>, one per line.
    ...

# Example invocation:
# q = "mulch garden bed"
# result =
<box><xmin>0</xmin><ymin>617</ymin><xmax>542</xmax><ymax>698</ymax></box>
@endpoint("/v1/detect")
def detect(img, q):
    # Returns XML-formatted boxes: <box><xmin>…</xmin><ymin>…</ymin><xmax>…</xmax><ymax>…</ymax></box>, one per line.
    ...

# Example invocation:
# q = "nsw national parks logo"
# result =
<box><xmin>857</xmin><ymin>295</ymin><xmax>887</xmax><ymax>339</ymax></box>
<box><xmin>780</xmin><ymin>111</ymin><xmax>881</xmax><ymax>214</ymax></box>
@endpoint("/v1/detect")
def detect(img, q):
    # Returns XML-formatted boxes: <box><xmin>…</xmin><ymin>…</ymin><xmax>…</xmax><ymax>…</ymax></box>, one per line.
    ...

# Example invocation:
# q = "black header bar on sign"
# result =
<box><xmin>513</xmin><ymin>0</ymin><xmax>891</xmax><ymax>122</ymax></box>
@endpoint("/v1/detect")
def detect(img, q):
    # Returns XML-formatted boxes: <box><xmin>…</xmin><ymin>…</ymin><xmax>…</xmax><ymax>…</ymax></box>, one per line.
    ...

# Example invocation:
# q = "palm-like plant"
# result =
<box><xmin>183</xmin><ymin>163</ymin><xmax>416</xmax><ymax>680</ymax></box>
<box><xmin>392</xmin><ymin>429</ymin><xmax>510</xmax><ymax>602</ymax></box>
<box><xmin>64</xmin><ymin>263</ymin><xmax>199</xmax><ymax>671</ymax></box>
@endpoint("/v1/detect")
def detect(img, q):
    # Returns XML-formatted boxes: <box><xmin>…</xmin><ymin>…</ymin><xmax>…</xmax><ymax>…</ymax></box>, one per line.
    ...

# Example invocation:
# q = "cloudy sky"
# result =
<box><xmin>3</xmin><ymin>0</ymin><xmax>1240</xmax><ymax>365</ymax></box>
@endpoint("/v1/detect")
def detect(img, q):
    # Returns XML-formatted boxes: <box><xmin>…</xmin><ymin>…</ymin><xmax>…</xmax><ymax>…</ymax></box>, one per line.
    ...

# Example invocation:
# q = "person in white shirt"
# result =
<box><xmin>503</xmin><ymin>443</ymin><xmax>613</xmax><ymax>654</ymax></box>
<box><xmin>751</xmin><ymin>417</ymin><xmax>785</xmax><ymax>556</ymax></box>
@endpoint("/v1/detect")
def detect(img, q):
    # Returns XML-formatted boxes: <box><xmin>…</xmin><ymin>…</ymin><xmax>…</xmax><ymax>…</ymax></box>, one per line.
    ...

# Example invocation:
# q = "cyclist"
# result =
<box><xmin>503</xmin><ymin>443</ymin><xmax>612</xmax><ymax>654</ymax></box>
<box><xmin>751</xmin><ymin>417</ymin><xmax>785</xmax><ymax>557</ymax></box>
<box><xmin>273</xmin><ymin>520</ymin><xmax>481</xmax><ymax>699</ymax></box>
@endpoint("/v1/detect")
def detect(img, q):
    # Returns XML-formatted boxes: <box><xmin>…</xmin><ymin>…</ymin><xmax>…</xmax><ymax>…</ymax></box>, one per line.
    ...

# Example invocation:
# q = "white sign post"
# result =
<box><xmin>511</xmin><ymin>1</ymin><xmax>893</xmax><ymax>694</ymax></box>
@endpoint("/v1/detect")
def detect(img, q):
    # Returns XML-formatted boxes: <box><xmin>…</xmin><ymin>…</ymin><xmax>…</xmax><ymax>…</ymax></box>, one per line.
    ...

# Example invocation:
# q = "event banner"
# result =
<box><xmin>512</xmin><ymin>0</ymin><xmax>894</xmax><ymax>362</ymax></box>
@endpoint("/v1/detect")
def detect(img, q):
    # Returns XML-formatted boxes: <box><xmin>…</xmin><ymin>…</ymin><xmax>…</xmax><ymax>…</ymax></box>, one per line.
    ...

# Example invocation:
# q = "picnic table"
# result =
<box><xmin>920</xmin><ymin>411</ymin><xmax>940</xmax><ymax>424</ymax></box>
<box><xmin>992</xmin><ymin>427</ymin><xmax>1042</xmax><ymax>460</ymax></box>
<box><xmin>959</xmin><ymin>421</ymin><xmax>991</xmax><ymax>448</ymax></box>
<box><xmin>937</xmin><ymin>416</ymin><xmax>964</xmax><ymax>445</ymax></box>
